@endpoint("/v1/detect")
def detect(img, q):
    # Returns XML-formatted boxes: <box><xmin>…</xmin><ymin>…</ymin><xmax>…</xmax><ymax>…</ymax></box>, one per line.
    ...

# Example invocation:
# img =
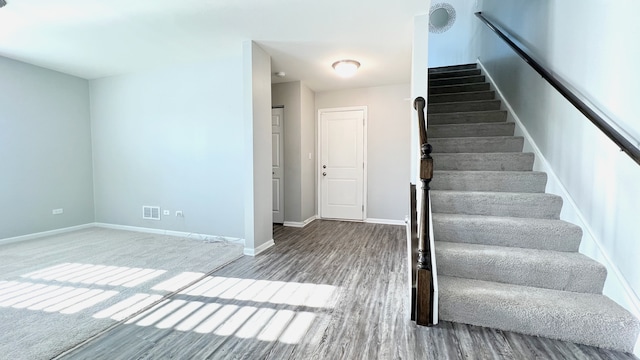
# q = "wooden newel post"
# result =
<box><xmin>413</xmin><ymin>96</ymin><xmax>435</xmax><ymax>326</ymax></box>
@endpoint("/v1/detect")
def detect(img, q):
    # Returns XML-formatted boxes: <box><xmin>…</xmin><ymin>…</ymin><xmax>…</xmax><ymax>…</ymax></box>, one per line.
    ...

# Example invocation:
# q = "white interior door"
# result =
<box><xmin>320</xmin><ymin>108</ymin><xmax>365</xmax><ymax>220</ymax></box>
<box><xmin>272</xmin><ymin>108</ymin><xmax>285</xmax><ymax>224</ymax></box>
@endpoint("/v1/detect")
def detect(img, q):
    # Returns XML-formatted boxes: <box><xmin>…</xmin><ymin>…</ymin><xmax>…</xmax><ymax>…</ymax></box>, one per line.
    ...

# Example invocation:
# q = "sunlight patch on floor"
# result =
<box><xmin>6</xmin><ymin>265</ymin><xmax>339</xmax><ymax>345</ymax></box>
<box><xmin>179</xmin><ymin>276</ymin><xmax>338</xmax><ymax>308</ymax></box>
<box><xmin>151</xmin><ymin>272</ymin><xmax>205</xmax><ymax>292</ymax></box>
<box><xmin>93</xmin><ymin>293</ymin><xmax>163</xmax><ymax>321</ymax></box>
<box><xmin>105</xmin><ymin>276</ymin><xmax>339</xmax><ymax>344</ymax></box>
<box><xmin>21</xmin><ymin>263</ymin><xmax>166</xmax><ymax>288</ymax></box>
<box><xmin>0</xmin><ymin>281</ymin><xmax>118</xmax><ymax>314</ymax></box>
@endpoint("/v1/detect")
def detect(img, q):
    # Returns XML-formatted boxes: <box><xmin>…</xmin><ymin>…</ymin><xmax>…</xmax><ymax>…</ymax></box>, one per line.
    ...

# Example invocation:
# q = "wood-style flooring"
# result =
<box><xmin>58</xmin><ymin>221</ymin><xmax>638</xmax><ymax>360</ymax></box>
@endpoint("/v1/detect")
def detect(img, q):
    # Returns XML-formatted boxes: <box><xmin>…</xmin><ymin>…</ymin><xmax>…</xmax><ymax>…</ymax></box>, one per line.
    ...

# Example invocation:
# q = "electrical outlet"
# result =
<box><xmin>52</xmin><ymin>208</ymin><xmax>63</xmax><ymax>215</ymax></box>
<box><xmin>176</xmin><ymin>210</ymin><xmax>183</xmax><ymax>217</ymax></box>
<box><xmin>163</xmin><ymin>210</ymin><xmax>170</xmax><ymax>216</ymax></box>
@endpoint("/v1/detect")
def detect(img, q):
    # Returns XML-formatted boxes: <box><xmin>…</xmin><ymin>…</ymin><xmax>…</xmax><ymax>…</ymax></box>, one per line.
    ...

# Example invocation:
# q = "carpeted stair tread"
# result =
<box><xmin>438</xmin><ymin>276</ymin><xmax>640</xmax><ymax>352</ymax></box>
<box><xmin>429</xmin><ymin>83</ymin><xmax>491</xmax><ymax>95</ymax></box>
<box><xmin>435</xmin><ymin>241</ymin><xmax>606</xmax><ymax>293</ymax></box>
<box><xmin>430</xmin><ymin>75</ymin><xmax>486</xmax><ymax>87</ymax></box>
<box><xmin>428</xmin><ymin>110</ymin><xmax>507</xmax><ymax>124</ymax></box>
<box><xmin>429</xmin><ymin>68</ymin><xmax>482</xmax><ymax>80</ymax></box>
<box><xmin>431</xmin><ymin>190</ymin><xmax>562</xmax><ymax>219</ymax></box>
<box><xmin>429</xmin><ymin>122</ymin><xmax>515</xmax><ymax>138</ymax></box>
<box><xmin>431</xmin><ymin>170</ymin><xmax>546</xmax><ymax>193</ymax></box>
<box><xmin>432</xmin><ymin>213</ymin><xmax>582</xmax><ymax>252</ymax></box>
<box><xmin>431</xmin><ymin>152</ymin><xmax>534</xmax><ymax>171</ymax></box>
<box><xmin>426</xmin><ymin>64</ymin><xmax>640</xmax><ymax>352</ymax></box>
<box><xmin>429</xmin><ymin>100</ymin><xmax>501</xmax><ymax>114</ymax></box>
<box><xmin>429</xmin><ymin>90</ymin><xmax>496</xmax><ymax>104</ymax></box>
<box><xmin>430</xmin><ymin>136</ymin><xmax>524</xmax><ymax>153</ymax></box>
<box><xmin>429</xmin><ymin>63</ymin><xmax>477</xmax><ymax>73</ymax></box>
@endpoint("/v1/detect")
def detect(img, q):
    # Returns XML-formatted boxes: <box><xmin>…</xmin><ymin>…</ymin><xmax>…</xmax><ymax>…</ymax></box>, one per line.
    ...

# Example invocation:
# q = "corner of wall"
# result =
<box><xmin>243</xmin><ymin>41</ymin><xmax>273</xmax><ymax>254</ymax></box>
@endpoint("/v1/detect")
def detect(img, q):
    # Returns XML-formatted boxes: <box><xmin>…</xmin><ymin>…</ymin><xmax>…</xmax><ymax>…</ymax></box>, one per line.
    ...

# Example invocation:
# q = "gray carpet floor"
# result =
<box><xmin>0</xmin><ymin>227</ymin><xmax>244</xmax><ymax>360</ymax></box>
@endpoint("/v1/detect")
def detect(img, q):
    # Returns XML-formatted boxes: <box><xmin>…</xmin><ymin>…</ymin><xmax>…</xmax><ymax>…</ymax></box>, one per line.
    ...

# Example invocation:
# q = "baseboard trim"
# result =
<box><xmin>0</xmin><ymin>223</ymin><xmax>95</xmax><ymax>245</ymax></box>
<box><xmin>94</xmin><ymin>223</ymin><xmax>245</xmax><ymax>245</ymax></box>
<box><xmin>479</xmin><ymin>59</ymin><xmax>640</xmax><ymax>322</ymax></box>
<box><xmin>365</xmin><ymin>218</ymin><xmax>406</xmax><ymax>225</ymax></box>
<box><xmin>283</xmin><ymin>215</ymin><xmax>318</xmax><ymax>228</ymax></box>
<box><xmin>244</xmin><ymin>239</ymin><xmax>275</xmax><ymax>256</ymax></box>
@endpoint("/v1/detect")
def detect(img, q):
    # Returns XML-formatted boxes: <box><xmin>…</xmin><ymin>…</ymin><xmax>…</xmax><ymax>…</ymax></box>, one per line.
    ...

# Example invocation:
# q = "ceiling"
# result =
<box><xmin>0</xmin><ymin>0</ymin><xmax>426</xmax><ymax>92</ymax></box>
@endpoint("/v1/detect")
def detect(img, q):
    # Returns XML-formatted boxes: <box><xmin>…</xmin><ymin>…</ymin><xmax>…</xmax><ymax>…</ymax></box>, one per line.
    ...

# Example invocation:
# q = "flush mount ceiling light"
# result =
<box><xmin>332</xmin><ymin>60</ymin><xmax>360</xmax><ymax>78</ymax></box>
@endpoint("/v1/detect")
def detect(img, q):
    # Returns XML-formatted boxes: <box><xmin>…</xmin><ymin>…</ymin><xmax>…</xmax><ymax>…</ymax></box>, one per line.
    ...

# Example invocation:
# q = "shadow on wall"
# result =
<box><xmin>476</xmin><ymin>0</ymin><xmax>553</xmax><ymax>160</ymax></box>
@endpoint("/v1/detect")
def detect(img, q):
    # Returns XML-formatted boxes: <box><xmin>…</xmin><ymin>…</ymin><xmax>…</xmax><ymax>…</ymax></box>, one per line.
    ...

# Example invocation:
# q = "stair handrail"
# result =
<box><xmin>413</xmin><ymin>96</ymin><xmax>436</xmax><ymax>326</ymax></box>
<box><xmin>475</xmin><ymin>11</ymin><xmax>640</xmax><ymax>166</ymax></box>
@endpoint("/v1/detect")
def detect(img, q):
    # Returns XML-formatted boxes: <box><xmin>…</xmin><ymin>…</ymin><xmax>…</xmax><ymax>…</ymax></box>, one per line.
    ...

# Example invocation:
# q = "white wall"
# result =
<box><xmin>243</xmin><ymin>41</ymin><xmax>273</xmax><ymax>255</ymax></box>
<box><xmin>272</xmin><ymin>82</ymin><xmax>303</xmax><ymax>223</ymax></box>
<box><xmin>478</xmin><ymin>0</ymin><xmax>640</xmax><ymax>325</ymax></box>
<box><xmin>412</xmin><ymin>12</ymin><xmax>429</xmax><ymax>182</ymax></box>
<box><xmin>300</xmin><ymin>83</ymin><xmax>317</xmax><ymax>222</ymax></box>
<box><xmin>428</xmin><ymin>0</ymin><xmax>481</xmax><ymax>68</ymax></box>
<box><xmin>316</xmin><ymin>84</ymin><xmax>411</xmax><ymax>222</ymax></box>
<box><xmin>272</xmin><ymin>81</ymin><xmax>317</xmax><ymax>225</ymax></box>
<box><xmin>90</xmin><ymin>58</ymin><xmax>245</xmax><ymax>239</ymax></box>
<box><xmin>0</xmin><ymin>56</ymin><xmax>94</xmax><ymax>240</ymax></box>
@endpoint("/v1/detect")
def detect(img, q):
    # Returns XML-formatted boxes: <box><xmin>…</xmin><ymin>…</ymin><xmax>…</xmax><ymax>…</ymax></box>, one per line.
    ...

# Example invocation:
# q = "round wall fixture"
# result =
<box><xmin>429</xmin><ymin>3</ymin><xmax>456</xmax><ymax>34</ymax></box>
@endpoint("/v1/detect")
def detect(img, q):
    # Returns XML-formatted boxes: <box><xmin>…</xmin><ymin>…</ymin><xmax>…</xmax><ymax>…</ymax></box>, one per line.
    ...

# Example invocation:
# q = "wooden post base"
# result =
<box><xmin>415</xmin><ymin>268</ymin><xmax>433</xmax><ymax>326</ymax></box>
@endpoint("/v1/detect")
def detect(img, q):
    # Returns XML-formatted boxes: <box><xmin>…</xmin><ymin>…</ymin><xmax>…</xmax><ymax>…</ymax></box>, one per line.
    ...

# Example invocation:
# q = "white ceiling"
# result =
<box><xmin>0</xmin><ymin>0</ymin><xmax>426</xmax><ymax>92</ymax></box>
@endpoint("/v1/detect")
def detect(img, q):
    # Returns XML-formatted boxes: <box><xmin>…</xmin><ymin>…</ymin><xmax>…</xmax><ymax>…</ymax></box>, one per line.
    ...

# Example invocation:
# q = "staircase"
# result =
<box><xmin>427</xmin><ymin>63</ymin><xmax>640</xmax><ymax>352</ymax></box>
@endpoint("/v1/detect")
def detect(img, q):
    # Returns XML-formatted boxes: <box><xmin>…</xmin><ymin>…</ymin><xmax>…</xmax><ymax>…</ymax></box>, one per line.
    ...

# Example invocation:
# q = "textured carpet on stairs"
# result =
<box><xmin>428</xmin><ymin>63</ymin><xmax>640</xmax><ymax>353</ymax></box>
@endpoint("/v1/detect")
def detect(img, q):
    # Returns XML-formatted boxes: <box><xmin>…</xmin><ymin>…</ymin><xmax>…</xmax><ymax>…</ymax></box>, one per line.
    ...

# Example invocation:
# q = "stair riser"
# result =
<box><xmin>429</xmin><ymin>100</ymin><xmax>501</xmax><ymax>114</ymax></box>
<box><xmin>428</xmin><ymin>111</ymin><xmax>507</xmax><ymax>125</ymax></box>
<box><xmin>429</xmin><ymin>123</ymin><xmax>515</xmax><ymax>138</ymax></box>
<box><xmin>430</xmin><ymin>83</ymin><xmax>490</xmax><ymax>95</ymax></box>
<box><xmin>429</xmin><ymin>91</ymin><xmax>495</xmax><ymax>104</ymax></box>
<box><xmin>431</xmin><ymin>153</ymin><xmax>534</xmax><ymax>171</ymax></box>
<box><xmin>430</xmin><ymin>75</ymin><xmax>486</xmax><ymax>87</ymax></box>
<box><xmin>436</xmin><ymin>244</ymin><xmax>606</xmax><ymax>293</ymax></box>
<box><xmin>438</xmin><ymin>276</ymin><xmax>640</xmax><ymax>353</ymax></box>
<box><xmin>431</xmin><ymin>171</ymin><xmax>546</xmax><ymax>193</ymax></box>
<box><xmin>429</xmin><ymin>63</ymin><xmax>477</xmax><ymax>73</ymax></box>
<box><xmin>431</xmin><ymin>137</ymin><xmax>524</xmax><ymax>153</ymax></box>
<box><xmin>429</xmin><ymin>69</ymin><xmax>481</xmax><ymax>80</ymax></box>
<box><xmin>433</xmin><ymin>215</ymin><xmax>582</xmax><ymax>252</ymax></box>
<box><xmin>431</xmin><ymin>191</ymin><xmax>562</xmax><ymax>219</ymax></box>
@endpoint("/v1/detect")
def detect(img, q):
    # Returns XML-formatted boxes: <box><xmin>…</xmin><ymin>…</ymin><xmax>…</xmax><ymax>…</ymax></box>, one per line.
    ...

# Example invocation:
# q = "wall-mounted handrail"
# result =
<box><xmin>475</xmin><ymin>11</ymin><xmax>640</xmax><ymax>166</ymax></box>
<box><xmin>412</xmin><ymin>96</ymin><xmax>435</xmax><ymax>326</ymax></box>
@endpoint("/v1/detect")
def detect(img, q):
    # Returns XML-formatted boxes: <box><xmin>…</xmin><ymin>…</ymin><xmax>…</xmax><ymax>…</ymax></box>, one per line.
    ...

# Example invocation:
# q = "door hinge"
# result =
<box><xmin>362</xmin><ymin>205</ymin><xmax>364</xmax><ymax>212</ymax></box>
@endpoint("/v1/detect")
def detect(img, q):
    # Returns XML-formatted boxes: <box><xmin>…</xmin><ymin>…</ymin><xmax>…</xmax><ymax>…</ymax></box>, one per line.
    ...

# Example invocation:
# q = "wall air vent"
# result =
<box><xmin>142</xmin><ymin>206</ymin><xmax>161</xmax><ymax>220</ymax></box>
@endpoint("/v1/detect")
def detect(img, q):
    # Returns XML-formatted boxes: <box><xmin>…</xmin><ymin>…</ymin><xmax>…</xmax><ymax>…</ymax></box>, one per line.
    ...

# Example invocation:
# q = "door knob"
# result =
<box><xmin>323</xmin><ymin>172</ymin><xmax>327</xmax><ymax>176</ymax></box>
<box><xmin>322</xmin><ymin>165</ymin><xmax>326</xmax><ymax>169</ymax></box>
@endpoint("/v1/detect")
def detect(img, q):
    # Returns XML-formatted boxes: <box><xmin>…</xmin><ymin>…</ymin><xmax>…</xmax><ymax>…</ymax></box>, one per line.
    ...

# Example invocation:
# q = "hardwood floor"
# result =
<box><xmin>58</xmin><ymin>221</ymin><xmax>638</xmax><ymax>360</ymax></box>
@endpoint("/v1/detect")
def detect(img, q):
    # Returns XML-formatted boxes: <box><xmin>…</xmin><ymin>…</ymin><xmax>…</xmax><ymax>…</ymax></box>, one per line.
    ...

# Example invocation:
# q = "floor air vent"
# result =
<box><xmin>142</xmin><ymin>206</ymin><xmax>161</xmax><ymax>220</ymax></box>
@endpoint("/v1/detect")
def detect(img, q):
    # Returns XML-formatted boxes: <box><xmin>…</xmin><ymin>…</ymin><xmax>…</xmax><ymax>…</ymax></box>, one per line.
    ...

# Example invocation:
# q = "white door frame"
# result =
<box><xmin>317</xmin><ymin>106</ymin><xmax>368</xmax><ymax>221</ymax></box>
<box><xmin>272</xmin><ymin>107</ymin><xmax>285</xmax><ymax>224</ymax></box>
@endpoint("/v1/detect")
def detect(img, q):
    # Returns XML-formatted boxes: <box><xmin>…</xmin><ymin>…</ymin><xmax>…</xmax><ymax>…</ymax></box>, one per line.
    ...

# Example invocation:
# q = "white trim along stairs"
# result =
<box><xmin>427</xmin><ymin>63</ymin><xmax>640</xmax><ymax>353</ymax></box>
